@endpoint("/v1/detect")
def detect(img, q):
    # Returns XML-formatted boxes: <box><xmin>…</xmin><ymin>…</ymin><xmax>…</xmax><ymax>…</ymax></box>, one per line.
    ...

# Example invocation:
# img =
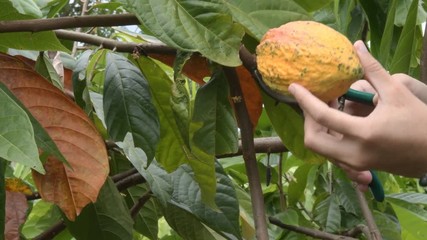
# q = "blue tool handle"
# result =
<box><xmin>369</xmin><ymin>170</ymin><xmax>384</xmax><ymax>202</ymax></box>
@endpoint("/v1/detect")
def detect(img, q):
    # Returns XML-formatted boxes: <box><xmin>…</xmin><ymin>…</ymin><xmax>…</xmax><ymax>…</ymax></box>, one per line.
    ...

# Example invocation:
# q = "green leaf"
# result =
<box><xmin>287</xmin><ymin>163</ymin><xmax>315</xmax><ymax>206</ymax></box>
<box><xmin>263</xmin><ymin>93</ymin><xmax>326</xmax><ymax>164</ymax></box>
<box><xmin>104</xmin><ymin>52</ymin><xmax>160</xmax><ymax>162</ymax></box>
<box><xmin>35</xmin><ymin>52</ymin><xmax>64</xmax><ymax>90</ymax></box>
<box><xmin>359</xmin><ymin>0</ymin><xmax>387</xmax><ymax>57</ymax></box>
<box><xmin>294</xmin><ymin>0</ymin><xmax>333</xmax><ymax>12</ymax></box>
<box><xmin>234</xmin><ymin>186</ymin><xmax>255</xmax><ymax>240</ymax></box>
<box><xmin>171</xmin><ymin>163</ymin><xmax>241</xmax><ymax>239</ymax></box>
<box><xmin>224</xmin><ymin>0</ymin><xmax>311</xmax><ymax>40</ymax></box>
<box><xmin>0</xmin><ymin>82</ymin><xmax>68</xmax><ymax>166</ymax></box>
<box><xmin>0</xmin><ymin>160</ymin><xmax>5</xmax><ymax>240</ymax></box>
<box><xmin>390</xmin><ymin>0</ymin><xmax>419</xmax><ymax>74</ymax></box>
<box><xmin>66</xmin><ymin>178</ymin><xmax>134</xmax><ymax>240</ymax></box>
<box><xmin>395</xmin><ymin>0</ymin><xmax>427</xmax><ymax>26</ymax></box>
<box><xmin>389</xmin><ymin>200</ymin><xmax>427</xmax><ymax>239</ymax></box>
<box><xmin>44</xmin><ymin>0</ymin><xmax>69</xmax><ymax>18</ymax></box>
<box><xmin>0</xmin><ymin>32</ymin><xmax>70</xmax><ymax>53</ymax></box>
<box><xmin>0</xmin><ymin>1</ymin><xmax>69</xmax><ymax>52</ymax></box>
<box><xmin>313</xmin><ymin>193</ymin><xmax>341</xmax><ymax>233</ymax></box>
<box><xmin>333</xmin><ymin>168</ymin><xmax>361</xmax><ymax>215</ymax></box>
<box><xmin>192</xmin><ymin>69</ymin><xmax>238</xmax><ymax>156</ymax></box>
<box><xmin>21</xmin><ymin>200</ymin><xmax>63</xmax><ymax>239</ymax></box>
<box><xmin>373</xmin><ymin>210</ymin><xmax>402</xmax><ymax>240</ymax></box>
<box><xmin>118</xmin><ymin>133</ymin><xmax>173</xmax><ymax>206</ymax></box>
<box><xmin>134</xmin><ymin>57</ymin><xmax>187</xmax><ymax>171</ymax></box>
<box><xmin>388</xmin><ymin>192</ymin><xmax>427</xmax><ymax>205</ymax></box>
<box><xmin>7</xmin><ymin>0</ymin><xmax>42</xmax><ymax>18</ymax></box>
<box><xmin>120</xmin><ymin>0</ymin><xmax>245</xmax><ymax>66</ymax></box>
<box><xmin>125</xmin><ymin>185</ymin><xmax>161</xmax><ymax>240</ymax></box>
<box><xmin>0</xmin><ymin>86</ymin><xmax>44</xmax><ymax>173</ymax></box>
<box><xmin>72</xmin><ymin>50</ymin><xmax>93</xmax><ymax>111</ymax></box>
<box><xmin>163</xmin><ymin>203</ymin><xmax>217</xmax><ymax>240</ymax></box>
<box><xmin>378</xmin><ymin>0</ymin><xmax>397</xmax><ymax>67</ymax></box>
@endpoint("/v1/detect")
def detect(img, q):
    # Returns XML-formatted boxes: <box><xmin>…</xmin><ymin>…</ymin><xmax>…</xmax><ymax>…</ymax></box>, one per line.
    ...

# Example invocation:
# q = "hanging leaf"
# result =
<box><xmin>263</xmin><ymin>93</ymin><xmax>326</xmax><ymax>164</ymax></box>
<box><xmin>313</xmin><ymin>193</ymin><xmax>341</xmax><ymax>233</ymax></box>
<box><xmin>390</xmin><ymin>0</ymin><xmax>419</xmax><ymax>74</ymax></box>
<box><xmin>389</xmin><ymin>200</ymin><xmax>427</xmax><ymax>239</ymax></box>
<box><xmin>65</xmin><ymin>178</ymin><xmax>134</xmax><ymax>240</ymax></box>
<box><xmin>35</xmin><ymin>52</ymin><xmax>64</xmax><ymax>90</ymax></box>
<box><xmin>5</xmin><ymin>191</ymin><xmax>28</xmax><ymax>240</ymax></box>
<box><xmin>170</xmin><ymin>163</ymin><xmax>241</xmax><ymax>240</ymax></box>
<box><xmin>149</xmin><ymin>53</ymin><xmax>263</xmax><ymax>129</ymax></box>
<box><xmin>378</xmin><ymin>0</ymin><xmax>397</xmax><ymax>67</ymax></box>
<box><xmin>3</xmin><ymin>0</ymin><xmax>42</xmax><ymax>18</ymax></box>
<box><xmin>0</xmin><ymin>82</ymin><xmax>44</xmax><ymax>172</ymax></box>
<box><xmin>104</xmin><ymin>52</ymin><xmax>160</xmax><ymax>162</ymax></box>
<box><xmin>120</xmin><ymin>0</ymin><xmax>245</xmax><ymax>66</ymax></box>
<box><xmin>0</xmin><ymin>53</ymin><xmax>109</xmax><ymax>221</ymax></box>
<box><xmin>72</xmin><ymin>50</ymin><xmax>93</xmax><ymax>110</ymax></box>
<box><xmin>125</xmin><ymin>185</ymin><xmax>161</xmax><ymax>240</ymax></box>
<box><xmin>21</xmin><ymin>200</ymin><xmax>63</xmax><ymax>239</ymax></box>
<box><xmin>294</xmin><ymin>0</ymin><xmax>333</xmax><ymax>12</ymax></box>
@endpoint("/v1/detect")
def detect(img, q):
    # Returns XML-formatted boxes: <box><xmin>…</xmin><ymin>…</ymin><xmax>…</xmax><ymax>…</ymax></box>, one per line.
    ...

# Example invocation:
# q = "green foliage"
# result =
<box><xmin>2</xmin><ymin>0</ymin><xmax>427</xmax><ymax>239</ymax></box>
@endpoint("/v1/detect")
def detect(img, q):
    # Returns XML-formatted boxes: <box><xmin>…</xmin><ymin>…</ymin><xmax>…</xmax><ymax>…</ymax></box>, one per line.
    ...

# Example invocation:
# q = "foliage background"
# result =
<box><xmin>0</xmin><ymin>0</ymin><xmax>426</xmax><ymax>239</ymax></box>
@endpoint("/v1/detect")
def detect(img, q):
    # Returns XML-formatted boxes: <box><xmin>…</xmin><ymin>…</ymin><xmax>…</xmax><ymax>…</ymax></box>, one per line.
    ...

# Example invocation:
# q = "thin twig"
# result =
<box><xmin>341</xmin><ymin>224</ymin><xmax>369</xmax><ymax>238</ymax></box>
<box><xmin>130</xmin><ymin>191</ymin><xmax>153</xmax><ymax>219</ymax></box>
<box><xmin>115</xmin><ymin>172</ymin><xmax>146</xmax><ymax>191</ymax></box>
<box><xmin>0</xmin><ymin>14</ymin><xmax>139</xmax><ymax>33</ymax></box>
<box><xmin>355</xmin><ymin>188</ymin><xmax>382</xmax><ymax>240</ymax></box>
<box><xmin>224</xmin><ymin>66</ymin><xmax>269</xmax><ymax>240</ymax></box>
<box><xmin>269</xmin><ymin>217</ymin><xmax>358</xmax><ymax>240</ymax></box>
<box><xmin>277</xmin><ymin>152</ymin><xmax>286</xmax><ymax>211</ymax></box>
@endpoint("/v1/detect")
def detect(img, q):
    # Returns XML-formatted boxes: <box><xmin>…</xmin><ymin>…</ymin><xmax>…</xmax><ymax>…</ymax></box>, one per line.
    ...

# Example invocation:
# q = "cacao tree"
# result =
<box><xmin>0</xmin><ymin>0</ymin><xmax>426</xmax><ymax>240</ymax></box>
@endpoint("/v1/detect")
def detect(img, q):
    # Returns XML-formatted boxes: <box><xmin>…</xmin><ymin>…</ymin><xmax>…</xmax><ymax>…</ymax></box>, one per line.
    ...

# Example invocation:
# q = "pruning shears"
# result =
<box><xmin>253</xmin><ymin>69</ymin><xmax>385</xmax><ymax>202</ymax></box>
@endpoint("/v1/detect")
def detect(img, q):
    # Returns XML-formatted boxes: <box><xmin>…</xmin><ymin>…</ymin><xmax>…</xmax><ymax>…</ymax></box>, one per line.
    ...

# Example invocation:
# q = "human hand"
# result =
<box><xmin>288</xmin><ymin>40</ymin><xmax>427</xmax><ymax>180</ymax></box>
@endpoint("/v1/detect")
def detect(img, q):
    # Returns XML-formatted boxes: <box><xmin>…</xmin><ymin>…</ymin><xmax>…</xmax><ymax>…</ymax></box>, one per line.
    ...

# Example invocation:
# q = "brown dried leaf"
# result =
<box><xmin>0</xmin><ymin>53</ymin><xmax>109</xmax><ymax>221</ymax></box>
<box><xmin>5</xmin><ymin>191</ymin><xmax>28</xmax><ymax>240</ymax></box>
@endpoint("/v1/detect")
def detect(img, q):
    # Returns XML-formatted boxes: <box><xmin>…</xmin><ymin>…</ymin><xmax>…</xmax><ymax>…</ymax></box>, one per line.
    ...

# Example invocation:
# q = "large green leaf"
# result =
<box><xmin>104</xmin><ymin>52</ymin><xmax>160</xmax><ymax>162</ymax></box>
<box><xmin>66</xmin><ymin>178</ymin><xmax>134</xmax><ymax>240</ymax></box>
<box><xmin>119</xmin><ymin>0</ymin><xmax>245</xmax><ymax>66</ymax></box>
<box><xmin>21</xmin><ymin>200</ymin><xmax>63</xmax><ymax>239</ymax></box>
<box><xmin>171</xmin><ymin>163</ymin><xmax>241</xmax><ymax>240</ymax></box>
<box><xmin>394</xmin><ymin>0</ymin><xmax>427</xmax><ymax>26</ymax></box>
<box><xmin>134</xmin><ymin>57</ymin><xmax>187</xmax><ymax>171</ymax></box>
<box><xmin>388</xmin><ymin>192</ymin><xmax>427</xmax><ymax>205</ymax></box>
<box><xmin>313</xmin><ymin>193</ymin><xmax>341</xmax><ymax>233</ymax></box>
<box><xmin>118</xmin><ymin>133</ymin><xmax>173</xmax><ymax>206</ymax></box>
<box><xmin>390</xmin><ymin>0</ymin><xmax>419</xmax><ymax>74</ymax></box>
<box><xmin>0</xmin><ymin>1</ymin><xmax>69</xmax><ymax>52</ymax></box>
<box><xmin>373</xmin><ymin>210</ymin><xmax>401</xmax><ymax>240</ymax></box>
<box><xmin>263</xmin><ymin>93</ymin><xmax>326</xmax><ymax>164</ymax></box>
<box><xmin>125</xmin><ymin>185</ymin><xmax>161</xmax><ymax>240</ymax></box>
<box><xmin>0</xmin><ymin>82</ymin><xmax>67</xmax><ymax>166</ymax></box>
<box><xmin>294</xmin><ymin>0</ymin><xmax>333</xmax><ymax>12</ymax></box>
<box><xmin>389</xmin><ymin>200</ymin><xmax>427</xmax><ymax>239</ymax></box>
<box><xmin>224</xmin><ymin>0</ymin><xmax>311</xmax><ymax>40</ymax></box>
<box><xmin>378</xmin><ymin>0</ymin><xmax>397</xmax><ymax>67</ymax></box>
<box><xmin>0</xmin><ymin>86</ymin><xmax>44</xmax><ymax>173</ymax></box>
<box><xmin>192</xmin><ymin>67</ymin><xmax>238</xmax><ymax>156</ymax></box>
<box><xmin>163</xmin><ymin>203</ymin><xmax>217</xmax><ymax>240</ymax></box>
<box><xmin>0</xmin><ymin>160</ymin><xmax>4</xmax><ymax>240</ymax></box>
<box><xmin>7</xmin><ymin>0</ymin><xmax>42</xmax><ymax>18</ymax></box>
<box><xmin>287</xmin><ymin>163</ymin><xmax>316</xmax><ymax>206</ymax></box>
<box><xmin>359</xmin><ymin>0</ymin><xmax>388</xmax><ymax>57</ymax></box>
<box><xmin>72</xmin><ymin>50</ymin><xmax>93</xmax><ymax>111</ymax></box>
<box><xmin>135</xmin><ymin>57</ymin><xmax>216</xmax><ymax>208</ymax></box>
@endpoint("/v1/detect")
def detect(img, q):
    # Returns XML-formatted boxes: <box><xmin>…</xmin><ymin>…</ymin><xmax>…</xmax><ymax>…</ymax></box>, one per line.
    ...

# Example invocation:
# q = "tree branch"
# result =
<box><xmin>224</xmin><ymin>66</ymin><xmax>269</xmax><ymax>240</ymax></box>
<box><xmin>217</xmin><ymin>136</ymin><xmax>287</xmax><ymax>158</ymax></box>
<box><xmin>269</xmin><ymin>217</ymin><xmax>358</xmax><ymax>240</ymax></box>
<box><xmin>54</xmin><ymin>29</ymin><xmax>176</xmax><ymax>54</ymax></box>
<box><xmin>0</xmin><ymin>14</ymin><xmax>139</xmax><ymax>33</ymax></box>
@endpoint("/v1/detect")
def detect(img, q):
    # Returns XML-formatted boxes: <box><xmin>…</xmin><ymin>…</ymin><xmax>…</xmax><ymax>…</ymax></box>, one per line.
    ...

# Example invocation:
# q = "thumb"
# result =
<box><xmin>354</xmin><ymin>41</ymin><xmax>391</xmax><ymax>96</ymax></box>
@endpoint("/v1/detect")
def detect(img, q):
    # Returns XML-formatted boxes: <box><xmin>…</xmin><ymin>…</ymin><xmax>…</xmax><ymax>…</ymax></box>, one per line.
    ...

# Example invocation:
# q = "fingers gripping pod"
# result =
<box><xmin>253</xmin><ymin>70</ymin><xmax>385</xmax><ymax>202</ymax></box>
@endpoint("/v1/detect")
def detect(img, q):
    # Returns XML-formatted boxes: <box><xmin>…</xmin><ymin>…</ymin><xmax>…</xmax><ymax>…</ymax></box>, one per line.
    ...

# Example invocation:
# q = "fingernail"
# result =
<box><xmin>355</xmin><ymin>41</ymin><xmax>368</xmax><ymax>54</ymax></box>
<box><xmin>288</xmin><ymin>84</ymin><xmax>296</xmax><ymax>94</ymax></box>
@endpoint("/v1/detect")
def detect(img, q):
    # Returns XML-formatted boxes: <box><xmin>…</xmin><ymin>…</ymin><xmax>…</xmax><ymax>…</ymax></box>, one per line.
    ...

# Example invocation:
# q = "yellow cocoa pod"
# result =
<box><xmin>256</xmin><ymin>21</ymin><xmax>364</xmax><ymax>102</ymax></box>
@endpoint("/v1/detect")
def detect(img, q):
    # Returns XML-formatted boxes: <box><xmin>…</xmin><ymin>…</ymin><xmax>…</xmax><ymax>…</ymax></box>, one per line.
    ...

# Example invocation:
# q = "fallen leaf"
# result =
<box><xmin>0</xmin><ymin>53</ymin><xmax>109</xmax><ymax>221</ymax></box>
<box><xmin>5</xmin><ymin>191</ymin><xmax>28</xmax><ymax>240</ymax></box>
